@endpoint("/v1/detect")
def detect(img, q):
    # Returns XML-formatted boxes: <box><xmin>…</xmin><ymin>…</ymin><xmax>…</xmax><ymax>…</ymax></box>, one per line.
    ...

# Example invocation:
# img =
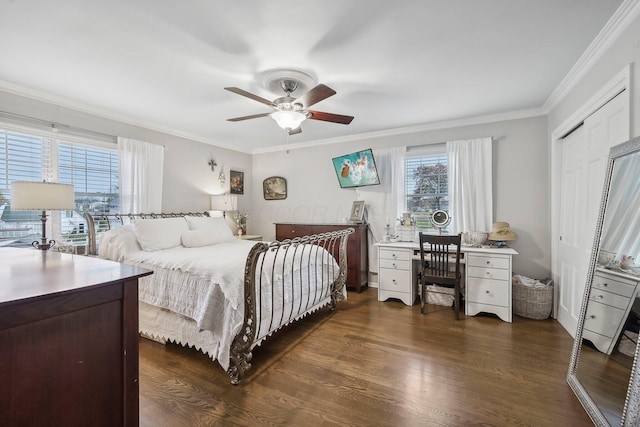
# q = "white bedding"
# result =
<box><xmin>99</xmin><ymin>224</ymin><xmax>341</xmax><ymax>371</ymax></box>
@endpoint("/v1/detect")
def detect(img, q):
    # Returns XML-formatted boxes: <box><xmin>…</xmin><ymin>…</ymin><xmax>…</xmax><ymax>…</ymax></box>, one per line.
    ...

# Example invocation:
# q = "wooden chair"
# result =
<box><xmin>418</xmin><ymin>232</ymin><xmax>462</xmax><ymax>319</ymax></box>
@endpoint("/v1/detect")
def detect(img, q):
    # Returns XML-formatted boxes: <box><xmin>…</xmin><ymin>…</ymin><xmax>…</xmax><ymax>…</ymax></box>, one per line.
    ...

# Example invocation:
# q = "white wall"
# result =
<box><xmin>0</xmin><ymin>85</ymin><xmax>553</xmax><ymax>279</ymax></box>
<box><xmin>252</xmin><ymin>115</ymin><xmax>550</xmax><ymax>279</ymax></box>
<box><xmin>0</xmin><ymin>91</ymin><xmax>252</xmax><ymax>213</ymax></box>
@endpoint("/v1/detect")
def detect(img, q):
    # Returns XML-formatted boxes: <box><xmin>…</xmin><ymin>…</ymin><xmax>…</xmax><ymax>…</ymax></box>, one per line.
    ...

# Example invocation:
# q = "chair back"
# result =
<box><xmin>418</xmin><ymin>233</ymin><xmax>462</xmax><ymax>286</ymax></box>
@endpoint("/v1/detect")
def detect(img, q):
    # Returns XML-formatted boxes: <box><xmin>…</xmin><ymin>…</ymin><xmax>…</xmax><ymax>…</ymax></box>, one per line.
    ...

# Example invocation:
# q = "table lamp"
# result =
<box><xmin>11</xmin><ymin>181</ymin><xmax>75</xmax><ymax>250</ymax></box>
<box><xmin>210</xmin><ymin>194</ymin><xmax>237</xmax><ymax>218</ymax></box>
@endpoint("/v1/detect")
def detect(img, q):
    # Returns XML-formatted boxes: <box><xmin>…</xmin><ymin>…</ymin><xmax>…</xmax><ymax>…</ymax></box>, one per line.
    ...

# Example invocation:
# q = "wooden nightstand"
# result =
<box><xmin>237</xmin><ymin>234</ymin><xmax>262</xmax><ymax>241</ymax></box>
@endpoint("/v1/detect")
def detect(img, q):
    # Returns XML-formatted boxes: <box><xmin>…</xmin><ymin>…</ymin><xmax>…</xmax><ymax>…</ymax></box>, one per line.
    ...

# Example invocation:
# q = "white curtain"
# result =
<box><xmin>118</xmin><ymin>137</ymin><xmax>164</xmax><ymax>213</ymax></box>
<box><xmin>356</xmin><ymin>147</ymin><xmax>405</xmax><ymax>271</ymax></box>
<box><xmin>447</xmin><ymin>137</ymin><xmax>493</xmax><ymax>234</ymax></box>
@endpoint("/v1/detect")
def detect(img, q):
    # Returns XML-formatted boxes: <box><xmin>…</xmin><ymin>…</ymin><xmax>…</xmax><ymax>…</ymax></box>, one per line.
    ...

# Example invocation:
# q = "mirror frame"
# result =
<box><xmin>430</xmin><ymin>209</ymin><xmax>451</xmax><ymax>230</ymax></box>
<box><xmin>567</xmin><ymin>135</ymin><xmax>640</xmax><ymax>426</ymax></box>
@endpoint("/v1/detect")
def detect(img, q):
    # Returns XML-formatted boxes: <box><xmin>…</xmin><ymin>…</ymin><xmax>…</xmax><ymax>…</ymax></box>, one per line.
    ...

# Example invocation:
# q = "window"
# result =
<box><xmin>0</xmin><ymin>127</ymin><xmax>118</xmax><ymax>249</ymax></box>
<box><xmin>405</xmin><ymin>152</ymin><xmax>448</xmax><ymax>232</ymax></box>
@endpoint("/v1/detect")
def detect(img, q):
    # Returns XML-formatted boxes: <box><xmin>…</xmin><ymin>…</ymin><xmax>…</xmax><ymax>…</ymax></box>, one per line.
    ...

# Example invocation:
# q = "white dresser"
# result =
<box><xmin>375</xmin><ymin>242</ymin><xmax>517</xmax><ymax>322</ymax></box>
<box><xmin>582</xmin><ymin>268</ymin><xmax>640</xmax><ymax>354</ymax></box>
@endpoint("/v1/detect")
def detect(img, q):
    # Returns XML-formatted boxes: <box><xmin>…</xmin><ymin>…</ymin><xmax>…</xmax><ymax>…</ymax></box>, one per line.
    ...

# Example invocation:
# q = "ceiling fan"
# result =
<box><xmin>225</xmin><ymin>79</ymin><xmax>354</xmax><ymax>135</ymax></box>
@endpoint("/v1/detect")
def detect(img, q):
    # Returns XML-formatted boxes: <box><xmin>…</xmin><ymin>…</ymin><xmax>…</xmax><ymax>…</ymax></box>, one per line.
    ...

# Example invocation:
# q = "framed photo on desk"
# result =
<box><xmin>349</xmin><ymin>201</ymin><xmax>365</xmax><ymax>222</ymax></box>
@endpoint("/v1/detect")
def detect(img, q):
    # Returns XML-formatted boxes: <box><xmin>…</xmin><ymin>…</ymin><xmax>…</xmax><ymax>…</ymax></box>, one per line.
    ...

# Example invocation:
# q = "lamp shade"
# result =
<box><xmin>11</xmin><ymin>181</ymin><xmax>75</xmax><ymax>211</ymax></box>
<box><xmin>210</xmin><ymin>194</ymin><xmax>237</xmax><ymax>212</ymax></box>
<box><xmin>270</xmin><ymin>110</ymin><xmax>307</xmax><ymax>130</ymax></box>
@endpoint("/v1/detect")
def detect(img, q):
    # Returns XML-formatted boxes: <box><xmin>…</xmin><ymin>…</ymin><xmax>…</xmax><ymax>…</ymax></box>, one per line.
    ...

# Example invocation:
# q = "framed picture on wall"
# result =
<box><xmin>230</xmin><ymin>170</ymin><xmax>244</xmax><ymax>194</ymax></box>
<box><xmin>349</xmin><ymin>201</ymin><xmax>365</xmax><ymax>222</ymax></box>
<box><xmin>263</xmin><ymin>176</ymin><xmax>287</xmax><ymax>200</ymax></box>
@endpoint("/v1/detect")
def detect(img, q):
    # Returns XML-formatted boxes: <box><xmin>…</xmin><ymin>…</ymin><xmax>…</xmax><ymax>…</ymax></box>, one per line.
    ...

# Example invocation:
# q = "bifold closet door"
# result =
<box><xmin>557</xmin><ymin>91</ymin><xmax>628</xmax><ymax>336</ymax></box>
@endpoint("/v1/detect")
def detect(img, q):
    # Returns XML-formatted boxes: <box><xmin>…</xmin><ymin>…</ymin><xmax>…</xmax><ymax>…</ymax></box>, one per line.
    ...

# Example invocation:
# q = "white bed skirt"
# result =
<box><xmin>139</xmin><ymin>301</ymin><xmax>229</xmax><ymax>370</ymax></box>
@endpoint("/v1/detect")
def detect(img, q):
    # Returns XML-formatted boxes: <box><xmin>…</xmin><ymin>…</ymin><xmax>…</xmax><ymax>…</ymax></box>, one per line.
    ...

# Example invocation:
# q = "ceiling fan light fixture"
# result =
<box><xmin>270</xmin><ymin>110</ymin><xmax>308</xmax><ymax>130</ymax></box>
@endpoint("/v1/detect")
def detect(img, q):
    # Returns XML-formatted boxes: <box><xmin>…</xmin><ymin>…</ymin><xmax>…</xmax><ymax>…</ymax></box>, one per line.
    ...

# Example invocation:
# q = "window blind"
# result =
<box><xmin>0</xmin><ymin>128</ymin><xmax>118</xmax><ymax>249</ymax></box>
<box><xmin>57</xmin><ymin>142</ymin><xmax>119</xmax><ymax>244</ymax></box>
<box><xmin>405</xmin><ymin>153</ymin><xmax>448</xmax><ymax>231</ymax></box>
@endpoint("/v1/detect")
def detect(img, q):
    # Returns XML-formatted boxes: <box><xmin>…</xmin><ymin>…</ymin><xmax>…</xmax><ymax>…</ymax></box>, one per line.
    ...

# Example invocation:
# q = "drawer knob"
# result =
<box><xmin>392</xmin><ymin>254</ymin><xmax>397</xmax><ymax>258</ymax></box>
<box><xmin>597</xmin><ymin>295</ymin><xmax>603</xmax><ymax>300</ymax></box>
<box><xmin>485</xmin><ymin>272</ymin><xmax>491</xmax><ymax>276</ymax></box>
<box><xmin>602</xmin><ymin>283</ymin><xmax>608</xmax><ymax>287</ymax></box>
<box><xmin>485</xmin><ymin>290</ymin><xmax>490</xmax><ymax>294</ymax></box>
<box><xmin>590</xmin><ymin>314</ymin><xmax>596</xmax><ymax>319</ymax></box>
<box><xmin>486</xmin><ymin>261</ymin><xmax>491</xmax><ymax>265</ymax></box>
<box><xmin>392</xmin><ymin>279</ymin><xmax>397</xmax><ymax>284</ymax></box>
<box><xmin>392</xmin><ymin>263</ymin><xmax>397</xmax><ymax>268</ymax></box>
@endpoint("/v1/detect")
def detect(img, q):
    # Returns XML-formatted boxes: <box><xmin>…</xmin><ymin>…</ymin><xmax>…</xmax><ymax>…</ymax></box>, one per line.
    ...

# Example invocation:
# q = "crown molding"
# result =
<box><xmin>543</xmin><ymin>0</ymin><xmax>640</xmax><ymax>113</ymax></box>
<box><xmin>252</xmin><ymin>107</ymin><xmax>546</xmax><ymax>154</ymax></box>
<box><xmin>0</xmin><ymin>77</ymin><xmax>545</xmax><ymax>156</ymax></box>
<box><xmin>0</xmin><ymin>80</ymin><xmax>253</xmax><ymax>154</ymax></box>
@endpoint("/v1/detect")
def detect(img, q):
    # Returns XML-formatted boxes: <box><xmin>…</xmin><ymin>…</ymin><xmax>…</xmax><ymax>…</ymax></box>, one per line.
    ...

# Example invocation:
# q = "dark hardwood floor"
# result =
<box><xmin>139</xmin><ymin>290</ymin><xmax>592</xmax><ymax>426</ymax></box>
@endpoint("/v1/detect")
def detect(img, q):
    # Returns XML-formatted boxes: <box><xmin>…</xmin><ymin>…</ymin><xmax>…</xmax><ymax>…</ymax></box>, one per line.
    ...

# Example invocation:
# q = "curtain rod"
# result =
<box><xmin>406</xmin><ymin>136</ymin><xmax>495</xmax><ymax>151</ymax></box>
<box><xmin>406</xmin><ymin>142</ymin><xmax>445</xmax><ymax>151</ymax></box>
<box><xmin>0</xmin><ymin>110</ymin><xmax>117</xmax><ymax>143</ymax></box>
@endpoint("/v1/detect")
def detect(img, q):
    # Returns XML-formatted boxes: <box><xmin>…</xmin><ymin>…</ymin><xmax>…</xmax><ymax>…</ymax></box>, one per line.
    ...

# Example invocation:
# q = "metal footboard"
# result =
<box><xmin>84</xmin><ymin>212</ymin><xmax>352</xmax><ymax>385</ymax></box>
<box><xmin>228</xmin><ymin>228</ymin><xmax>353</xmax><ymax>385</ymax></box>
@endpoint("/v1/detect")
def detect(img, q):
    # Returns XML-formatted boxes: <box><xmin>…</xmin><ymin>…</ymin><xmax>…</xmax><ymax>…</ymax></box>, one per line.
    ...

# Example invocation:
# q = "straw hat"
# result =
<box><xmin>488</xmin><ymin>222</ymin><xmax>518</xmax><ymax>241</ymax></box>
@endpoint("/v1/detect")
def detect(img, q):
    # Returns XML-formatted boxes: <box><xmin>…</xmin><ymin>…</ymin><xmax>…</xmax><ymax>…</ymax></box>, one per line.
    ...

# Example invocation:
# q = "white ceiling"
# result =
<box><xmin>0</xmin><ymin>1</ymin><xmax>624</xmax><ymax>153</ymax></box>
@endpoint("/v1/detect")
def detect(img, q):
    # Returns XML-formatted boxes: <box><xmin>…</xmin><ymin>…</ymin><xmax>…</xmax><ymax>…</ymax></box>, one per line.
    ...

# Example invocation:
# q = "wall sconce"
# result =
<box><xmin>208</xmin><ymin>159</ymin><xmax>217</xmax><ymax>172</ymax></box>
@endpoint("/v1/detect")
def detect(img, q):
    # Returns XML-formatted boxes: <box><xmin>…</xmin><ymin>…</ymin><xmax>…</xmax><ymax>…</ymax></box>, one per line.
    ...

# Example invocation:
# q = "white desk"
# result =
<box><xmin>375</xmin><ymin>242</ymin><xmax>518</xmax><ymax>322</ymax></box>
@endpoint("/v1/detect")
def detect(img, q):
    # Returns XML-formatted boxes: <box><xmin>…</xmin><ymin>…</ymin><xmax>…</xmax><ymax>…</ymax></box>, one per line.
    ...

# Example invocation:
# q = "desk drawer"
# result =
<box><xmin>467</xmin><ymin>254</ymin><xmax>510</xmax><ymax>270</ymax></box>
<box><xmin>584</xmin><ymin>300</ymin><xmax>625</xmax><ymax>338</ymax></box>
<box><xmin>380</xmin><ymin>258</ymin><xmax>411</xmax><ymax>270</ymax></box>
<box><xmin>379</xmin><ymin>268</ymin><xmax>412</xmax><ymax>292</ymax></box>
<box><xmin>589</xmin><ymin>289</ymin><xmax>632</xmax><ymax>310</ymax></box>
<box><xmin>379</xmin><ymin>248</ymin><xmax>412</xmax><ymax>262</ymax></box>
<box><xmin>592</xmin><ymin>272</ymin><xmax>637</xmax><ymax>298</ymax></box>
<box><xmin>467</xmin><ymin>266</ymin><xmax>510</xmax><ymax>281</ymax></box>
<box><xmin>466</xmin><ymin>277</ymin><xmax>509</xmax><ymax>306</ymax></box>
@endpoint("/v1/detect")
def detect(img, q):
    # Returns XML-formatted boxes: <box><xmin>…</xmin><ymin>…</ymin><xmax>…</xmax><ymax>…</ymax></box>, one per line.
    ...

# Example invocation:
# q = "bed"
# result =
<box><xmin>84</xmin><ymin>212</ymin><xmax>353</xmax><ymax>384</ymax></box>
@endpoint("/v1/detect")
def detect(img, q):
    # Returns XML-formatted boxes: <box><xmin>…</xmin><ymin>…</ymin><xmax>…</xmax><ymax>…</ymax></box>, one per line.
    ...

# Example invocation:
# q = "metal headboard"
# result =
<box><xmin>84</xmin><ymin>211</ymin><xmax>210</xmax><ymax>255</ymax></box>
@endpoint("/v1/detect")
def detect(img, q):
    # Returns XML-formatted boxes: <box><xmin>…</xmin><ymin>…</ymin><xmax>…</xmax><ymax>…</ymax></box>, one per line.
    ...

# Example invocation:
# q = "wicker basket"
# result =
<box><xmin>512</xmin><ymin>277</ymin><xmax>553</xmax><ymax>320</ymax></box>
<box><xmin>425</xmin><ymin>285</ymin><xmax>455</xmax><ymax>306</ymax></box>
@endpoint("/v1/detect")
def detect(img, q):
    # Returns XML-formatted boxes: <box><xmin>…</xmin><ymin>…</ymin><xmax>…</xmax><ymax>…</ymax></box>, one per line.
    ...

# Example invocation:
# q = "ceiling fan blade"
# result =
<box><xmin>224</xmin><ymin>87</ymin><xmax>273</xmax><ymax>106</ymax></box>
<box><xmin>227</xmin><ymin>112</ymin><xmax>271</xmax><ymax>122</ymax></box>
<box><xmin>288</xmin><ymin>127</ymin><xmax>302</xmax><ymax>135</ymax></box>
<box><xmin>307</xmin><ymin>110</ymin><xmax>354</xmax><ymax>125</ymax></box>
<box><xmin>295</xmin><ymin>84</ymin><xmax>336</xmax><ymax>108</ymax></box>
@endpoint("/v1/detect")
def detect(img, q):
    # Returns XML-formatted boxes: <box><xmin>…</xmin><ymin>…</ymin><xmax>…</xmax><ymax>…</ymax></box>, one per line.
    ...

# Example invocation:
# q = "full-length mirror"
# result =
<box><xmin>568</xmin><ymin>136</ymin><xmax>640</xmax><ymax>426</ymax></box>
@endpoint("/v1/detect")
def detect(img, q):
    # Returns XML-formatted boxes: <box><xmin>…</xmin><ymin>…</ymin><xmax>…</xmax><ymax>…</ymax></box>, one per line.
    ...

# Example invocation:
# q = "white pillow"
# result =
<box><xmin>134</xmin><ymin>217</ymin><xmax>189</xmax><ymax>251</ymax></box>
<box><xmin>181</xmin><ymin>229</ymin><xmax>221</xmax><ymax>248</ymax></box>
<box><xmin>98</xmin><ymin>224</ymin><xmax>142</xmax><ymax>262</ymax></box>
<box><xmin>185</xmin><ymin>216</ymin><xmax>235</xmax><ymax>243</ymax></box>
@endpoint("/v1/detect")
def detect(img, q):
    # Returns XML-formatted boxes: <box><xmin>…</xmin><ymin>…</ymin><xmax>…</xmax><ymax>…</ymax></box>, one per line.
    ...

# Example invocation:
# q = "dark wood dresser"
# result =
<box><xmin>275</xmin><ymin>223</ymin><xmax>368</xmax><ymax>292</ymax></box>
<box><xmin>0</xmin><ymin>248</ymin><xmax>152</xmax><ymax>427</ymax></box>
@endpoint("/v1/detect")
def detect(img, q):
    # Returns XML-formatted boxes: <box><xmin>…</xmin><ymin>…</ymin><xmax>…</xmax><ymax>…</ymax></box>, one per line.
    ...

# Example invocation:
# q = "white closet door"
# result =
<box><xmin>557</xmin><ymin>92</ymin><xmax>629</xmax><ymax>336</ymax></box>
